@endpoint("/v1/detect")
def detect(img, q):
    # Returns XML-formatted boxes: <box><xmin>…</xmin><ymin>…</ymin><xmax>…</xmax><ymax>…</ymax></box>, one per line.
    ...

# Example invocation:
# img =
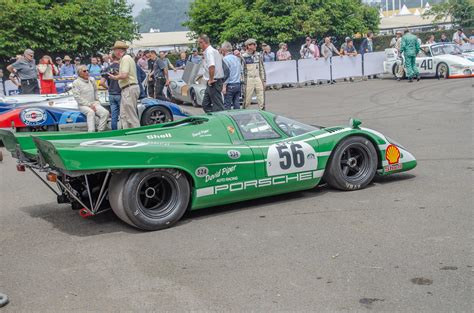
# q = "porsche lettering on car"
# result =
<box><xmin>384</xmin><ymin>42</ymin><xmax>474</xmax><ymax>79</ymax></box>
<box><xmin>0</xmin><ymin>110</ymin><xmax>417</xmax><ymax>231</ymax></box>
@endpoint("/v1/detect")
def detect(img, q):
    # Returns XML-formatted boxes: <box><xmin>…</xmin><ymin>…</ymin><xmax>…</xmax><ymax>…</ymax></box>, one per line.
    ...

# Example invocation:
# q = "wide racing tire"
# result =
<box><xmin>140</xmin><ymin>106</ymin><xmax>172</xmax><ymax>126</ymax></box>
<box><xmin>109</xmin><ymin>171</ymin><xmax>135</xmax><ymax>227</ymax></box>
<box><xmin>324</xmin><ymin>136</ymin><xmax>378</xmax><ymax>191</ymax></box>
<box><xmin>120</xmin><ymin>169</ymin><xmax>190</xmax><ymax>231</ymax></box>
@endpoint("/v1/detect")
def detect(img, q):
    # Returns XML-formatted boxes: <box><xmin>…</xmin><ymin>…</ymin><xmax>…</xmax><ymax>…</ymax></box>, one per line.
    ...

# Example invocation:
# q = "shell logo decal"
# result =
<box><xmin>385</xmin><ymin>144</ymin><xmax>401</xmax><ymax>164</ymax></box>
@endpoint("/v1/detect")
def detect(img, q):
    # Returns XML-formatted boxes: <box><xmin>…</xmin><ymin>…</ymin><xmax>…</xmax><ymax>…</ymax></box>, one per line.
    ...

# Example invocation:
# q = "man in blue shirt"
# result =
<box><xmin>188</xmin><ymin>48</ymin><xmax>202</xmax><ymax>64</ymax></box>
<box><xmin>87</xmin><ymin>57</ymin><xmax>102</xmax><ymax>77</ymax></box>
<box><xmin>59</xmin><ymin>55</ymin><xmax>76</xmax><ymax>77</ymax></box>
<box><xmin>221</xmin><ymin>41</ymin><xmax>242</xmax><ymax>110</ymax></box>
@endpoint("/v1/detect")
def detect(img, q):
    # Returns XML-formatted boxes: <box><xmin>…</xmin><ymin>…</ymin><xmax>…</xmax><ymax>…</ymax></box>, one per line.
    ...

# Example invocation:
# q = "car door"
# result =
<box><xmin>416</xmin><ymin>48</ymin><xmax>435</xmax><ymax>77</ymax></box>
<box><xmin>228</xmin><ymin>111</ymin><xmax>322</xmax><ymax>199</ymax></box>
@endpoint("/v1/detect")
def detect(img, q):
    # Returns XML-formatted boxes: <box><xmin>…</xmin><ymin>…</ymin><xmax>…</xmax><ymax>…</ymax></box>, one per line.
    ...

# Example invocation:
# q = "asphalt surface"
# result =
<box><xmin>0</xmin><ymin>78</ymin><xmax>472</xmax><ymax>312</ymax></box>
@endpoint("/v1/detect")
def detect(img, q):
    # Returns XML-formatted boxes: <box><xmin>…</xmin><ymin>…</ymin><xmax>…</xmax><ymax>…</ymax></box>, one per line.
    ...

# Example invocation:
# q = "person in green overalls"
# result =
<box><xmin>399</xmin><ymin>29</ymin><xmax>421</xmax><ymax>82</ymax></box>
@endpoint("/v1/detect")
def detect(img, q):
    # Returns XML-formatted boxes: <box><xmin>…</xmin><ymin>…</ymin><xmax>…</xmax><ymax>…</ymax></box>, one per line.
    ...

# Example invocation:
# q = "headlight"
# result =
<box><xmin>385</xmin><ymin>136</ymin><xmax>406</xmax><ymax>150</ymax></box>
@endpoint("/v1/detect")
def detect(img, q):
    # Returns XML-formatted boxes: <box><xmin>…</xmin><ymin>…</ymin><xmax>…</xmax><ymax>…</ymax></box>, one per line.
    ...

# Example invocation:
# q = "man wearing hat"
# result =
<box><xmin>400</xmin><ymin>29</ymin><xmax>420</xmax><ymax>83</ymax></box>
<box><xmin>55</xmin><ymin>57</ymin><xmax>63</xmax><ymax>72</ymax></box>
<box><xmin>108</xmin><ymin>40</ymin><xmax>140</xmax><ymax>129</ymax></box>
<box><xmin>188</xmin><ymin>48</ymin><xmax>202</xmax><ymax>64</ymax></box>
<box><xmin>59</xmin><ymin>55</ymin><xmax>76</xmax><ymax>77</ymax></box>
<box><xmin>241</xmin><ymin>38</ymin><xmax>266</xmax><ymax>110</ymax></box>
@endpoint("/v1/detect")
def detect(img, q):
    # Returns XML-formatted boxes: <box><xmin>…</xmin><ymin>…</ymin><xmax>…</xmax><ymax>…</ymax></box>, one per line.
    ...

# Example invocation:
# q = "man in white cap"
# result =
<box><xmin>241</xmin><ymin>38</ymin><xmax>266</xmax><ymax>110</ymax></box>
<box><xmin>109</xmin><ymin>40</ymin><xmax>140</xmax><ymax>129</ymax></box>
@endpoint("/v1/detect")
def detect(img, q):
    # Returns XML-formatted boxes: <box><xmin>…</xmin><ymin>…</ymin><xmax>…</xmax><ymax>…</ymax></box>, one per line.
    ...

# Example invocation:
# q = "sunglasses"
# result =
<box><xmin>81</xmin><ymin>70</ymin><xmax>89</xmax><ymax>73</ymax></box>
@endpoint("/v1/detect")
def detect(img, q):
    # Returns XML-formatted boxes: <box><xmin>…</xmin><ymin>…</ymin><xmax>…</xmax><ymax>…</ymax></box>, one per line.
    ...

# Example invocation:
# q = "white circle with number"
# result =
<box><xmin>266</xmin><ymin>141</ymin><xmax>317</xmax><ymax>176</ymax></box>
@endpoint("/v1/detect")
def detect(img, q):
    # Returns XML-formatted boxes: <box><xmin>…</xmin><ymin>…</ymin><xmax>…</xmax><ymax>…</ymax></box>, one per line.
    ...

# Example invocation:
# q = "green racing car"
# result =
<box><xmin>0</xmin><ymin>110</ymin><xmax>417</xmax><ymax>231</ymax></box>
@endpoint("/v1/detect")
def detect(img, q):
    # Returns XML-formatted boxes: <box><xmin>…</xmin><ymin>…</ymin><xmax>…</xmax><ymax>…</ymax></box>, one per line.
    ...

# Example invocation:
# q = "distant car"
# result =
<box><xmin>383</xmin><ymin>42</ymin><xmax>474</xmax><ymax>79</ymax></box>
<box><xmin>167</xmin><ymin>62</ymin><xmax>257</xmax><ymax>107</ymax></box>
<box><xmin>0</xmin><ymin>93</ymin><xmax>190</xmax><ymax>133</ymax></box>
<box><xmin>167</xmin><ymin>62</ymin><xmax>206</xmax><ymax>107</ymax></box>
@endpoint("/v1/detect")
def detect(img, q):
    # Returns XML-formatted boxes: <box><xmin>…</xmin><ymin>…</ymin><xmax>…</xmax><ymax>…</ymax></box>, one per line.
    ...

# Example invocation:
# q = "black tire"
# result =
<box><xmin>140</xmin><ymin>106</ymin><xmax>172</xmax><ymax>126</ymax></box>
<box><xmin>109</xmin><ymin>171</ymin><xmax>134</xmax><ymax>226</ymax></box>
<box><xmin>190</xmin><ymin>88</ymin><xmax>200</xmax><ymax>107</ymax></box>
<box><xmin>324</xmin><ymin>136</ymin><xmax>378</xmax><ymax>191</ymax></box>
<box><xmin>120</xmin><ymin>169</ymin><xmax>190</xmax><ymax>231</ymax></box>
<box><xmin>436</xmin><ymin>63</ymin><xmax>449</xmax><ymax>79</ymax></box>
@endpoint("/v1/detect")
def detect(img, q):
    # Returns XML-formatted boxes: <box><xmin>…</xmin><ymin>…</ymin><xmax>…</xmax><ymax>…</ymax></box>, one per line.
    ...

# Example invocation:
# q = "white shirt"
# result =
<box><xmin>453</xmin><ymin>32</ymin><xmax>468</xmax><ymax>44</ymax></box>
<box><xmin>202</xmin><ymin>45</ymin><xmax>224</xmax><ymax>80</ymax></box>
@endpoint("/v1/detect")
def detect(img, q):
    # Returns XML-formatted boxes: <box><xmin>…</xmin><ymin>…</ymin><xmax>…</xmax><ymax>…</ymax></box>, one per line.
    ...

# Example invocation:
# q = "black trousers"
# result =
<box><xmin>202</xmin><ymin>79</ymin><xmax>224</xmax><ymax>113</ymax></box>
<box><xmin>21</xmin><ymin>79</ymin><xmax>40</xmax><ymax>94</ymax></box>
<box><xmin>148</xmin><ymin>79</ymin><xmax>155</xmax><ymax>98</ymax></box>
<box><xmin>154</xmin><ymin>77</ymin><xmax>166</xmax><ymax>99</ymax></box>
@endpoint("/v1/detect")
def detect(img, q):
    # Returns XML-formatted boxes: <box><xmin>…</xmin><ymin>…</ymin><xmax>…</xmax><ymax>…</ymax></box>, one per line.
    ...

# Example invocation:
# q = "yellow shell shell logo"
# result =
<box><xmin>386</xmin><ymin>144</ymin><xmax>401</xmax><ymax>164</ymax></box>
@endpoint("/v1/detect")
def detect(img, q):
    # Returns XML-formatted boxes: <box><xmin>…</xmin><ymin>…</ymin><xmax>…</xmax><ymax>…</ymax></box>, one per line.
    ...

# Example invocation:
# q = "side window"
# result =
<box><xmin>231</xmin><ymin>112</ymin><xmax>280</xmax><ymax>140</ymax></box>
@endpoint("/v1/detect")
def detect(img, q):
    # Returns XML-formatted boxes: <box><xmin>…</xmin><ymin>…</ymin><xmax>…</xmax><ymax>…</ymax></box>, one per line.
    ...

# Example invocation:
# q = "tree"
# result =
<box><xmin>135</xmin><ymin>0</ymin><xmax>192</xmax><ymax>33</ymax></box>
<box><xmin>423</xmin><ymin>0</ymin><xmax>474</xmax><ymax>28</ymax></box>
<box><xmin>185</xmin><ymin>0</ymin><xmax>380</xmax><ymax>46</ymax></box>
<box><xmin>0</xmin><ymin>0</ymin><xmax>139</xmax><ymax>63</ymax></box>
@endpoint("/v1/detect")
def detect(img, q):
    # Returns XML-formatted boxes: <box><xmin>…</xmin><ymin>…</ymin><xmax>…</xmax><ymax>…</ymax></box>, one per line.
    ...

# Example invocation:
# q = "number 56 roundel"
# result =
<box><xmin>266</xmin><ymin>141</ymin><xmax>317</xmax><ymax>176</ymax></box>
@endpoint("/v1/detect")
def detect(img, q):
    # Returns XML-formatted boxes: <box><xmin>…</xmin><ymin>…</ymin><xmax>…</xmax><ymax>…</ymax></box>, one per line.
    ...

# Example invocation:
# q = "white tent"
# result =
<box><xmin>422</xmin><ymin>2</ymin><xmax>431</xmax><ymax>14</ymax></box>
<box><xmin>414</xmin><ymin>8</ymin><xmax>421</xmax><ymax>16</ymax></box>
<box><xmin>398</xmin><ymin>4</ymin><xmax>412</xmax><ymax>16</ymax></box>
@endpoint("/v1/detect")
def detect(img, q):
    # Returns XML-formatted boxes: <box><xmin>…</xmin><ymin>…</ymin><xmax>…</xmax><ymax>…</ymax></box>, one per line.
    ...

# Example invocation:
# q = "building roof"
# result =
<box><xmin>129</xmin><ymin>31</ymin><xmax>195</xmax><ymax>49</ymax></box>
<box><xmin>379</xmin><ymin>14</ymin><xmax>452</xmax><ymax>30</ymax></box>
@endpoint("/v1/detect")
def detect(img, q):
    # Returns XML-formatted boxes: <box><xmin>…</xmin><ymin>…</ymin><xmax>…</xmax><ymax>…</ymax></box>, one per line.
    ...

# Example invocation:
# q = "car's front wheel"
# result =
<box><xmin>110</xmin><ymin>169</ymin><xmax>190</xmax><ymax>231</ymax></box>
<box><xmin>324</xmin><ymin>136</ymin><xmax>378</xmax><ymax>191</ymax></box>
<box><xmin>140</xmin><ymin>106</ymin><xmax>172</xmax><ymax>126</ymax></box>
<box><xmin>436</xmin><ymin>63</ymin><xmax>449</xmax><ymax>79</ymax></box>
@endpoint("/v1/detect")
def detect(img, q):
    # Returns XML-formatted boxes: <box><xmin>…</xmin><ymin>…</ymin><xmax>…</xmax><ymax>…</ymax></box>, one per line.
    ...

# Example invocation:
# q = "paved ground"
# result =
<box><xmin>0</xmin><ymin>78</ymin><xmax>472</xmax><ymax>312</ymax></box>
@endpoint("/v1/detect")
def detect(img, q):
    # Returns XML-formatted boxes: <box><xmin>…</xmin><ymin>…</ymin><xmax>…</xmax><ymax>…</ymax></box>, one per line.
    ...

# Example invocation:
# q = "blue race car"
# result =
<box><xmin>0</xmin><ymin>93</ymin><xmax>190</xmax><ymax>133</ymax></box>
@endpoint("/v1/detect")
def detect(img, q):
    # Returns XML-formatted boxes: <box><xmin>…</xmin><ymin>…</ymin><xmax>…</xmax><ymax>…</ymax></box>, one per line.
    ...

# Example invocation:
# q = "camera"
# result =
<box><xmin>101</xmin><ymin>67</ymin><xmax>118</xmax><ymax>78</ymax></box>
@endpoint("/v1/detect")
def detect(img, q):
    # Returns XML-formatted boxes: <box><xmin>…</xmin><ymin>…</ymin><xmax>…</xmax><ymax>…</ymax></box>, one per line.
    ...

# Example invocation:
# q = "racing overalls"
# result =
<box><xmin>241</xmin><ymin>51</ymin><xmax>266</xmax><ymax>110</ymax></box>
<box><xmin>400</xmin><ymin>33</ymin><xmax>420</xmax><ymax>80</ymax></box>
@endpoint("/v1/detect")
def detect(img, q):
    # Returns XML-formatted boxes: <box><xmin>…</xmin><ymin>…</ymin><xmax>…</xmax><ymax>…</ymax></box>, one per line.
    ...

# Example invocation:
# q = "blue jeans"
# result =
<box><xmin>224</xmin><ymin>83</ymin><xmax>241</xmax><ymax>110</ymax></box>
<box><xmin>109</xmin><ymin>94</ymin><xmax>121</xmax><ymax>130</ymax></box>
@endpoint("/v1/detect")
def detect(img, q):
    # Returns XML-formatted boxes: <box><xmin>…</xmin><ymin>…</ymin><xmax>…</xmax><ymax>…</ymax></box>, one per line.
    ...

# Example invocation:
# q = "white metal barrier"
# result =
<box><xmin>264</xmin><ymin>60</ymin><xmax>298</xmax><ymax>84</ymax></box>
<box><xmin>331</xmin><ymin>55</ymin><xmax>363</xmax><ymax>79</ymax></box>
<box><xmin>362</xmin><ymin>51</ymin><xmax>386</xmax><ymax>77</ymax></box>
<box><xmin>297</xmin><ymin>58</ymin><xmax>331</xmax><ymax>82</ymax></box>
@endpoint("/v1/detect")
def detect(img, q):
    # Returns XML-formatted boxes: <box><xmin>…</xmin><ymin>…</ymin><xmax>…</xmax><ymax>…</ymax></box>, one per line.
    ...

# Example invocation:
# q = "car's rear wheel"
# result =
<box><xmin>324</xmin><ymin>136</ymin><xmax>377</xmax><ymax>191</ymax></box>
<box><xmin>115</xmin><ymin>169</ymin><xmax>190</xmax><ymax>231</ymax></box>
<box><xmin>140</xmin><ymin>106</ymin><xmax>172</xmax><ymax>126</ymax></box>
<box><xmin>437</xmin><ymin>63</ymin><xmax>449</xmax><ymax>79</ymax></box>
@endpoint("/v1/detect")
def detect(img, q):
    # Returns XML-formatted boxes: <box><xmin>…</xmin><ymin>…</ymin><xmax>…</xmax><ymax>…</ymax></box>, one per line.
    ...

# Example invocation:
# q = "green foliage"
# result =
<box><xmin>185</xmin><ymin>0</ymin><xmax>380</xmax><ymax>46</ymax></box>
<box><xmin>0</xmin><ymin>0</ymin><xmax>139</xmax><ymax>62</ymax></box>
<box><xmin>135</xmin><ymin>0</ymin><xmax>192</xmax><ymax>33</ymax></box>
<box><xmin>422</xmin><ymin>0</ymin><xmax>474</xmax><ymax>28</ymax></box>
